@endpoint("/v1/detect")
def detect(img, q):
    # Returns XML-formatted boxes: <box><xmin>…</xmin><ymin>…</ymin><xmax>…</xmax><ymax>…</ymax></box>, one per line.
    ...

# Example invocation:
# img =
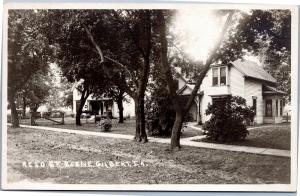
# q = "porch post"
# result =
<box><xmin>197</xmin><ymin>95</ymin><xmax>201</xmax><ymax>124</ymax></box>
<box><xmin>103</xmin><ymin>101</ymin><xmax>107</xmax><ymax>113</ymax></box>
<box><xmin>100</xmin><ymin>101</ymin><xmax>103</xmax><ymax>115</ymax></box>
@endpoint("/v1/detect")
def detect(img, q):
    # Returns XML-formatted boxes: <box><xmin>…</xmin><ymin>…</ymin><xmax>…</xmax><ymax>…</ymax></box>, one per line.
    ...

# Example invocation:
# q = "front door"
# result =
<box><xmin>265</xmin><ymin>99</ymin><xmax>272</xmax><ymax>117</ymax></box>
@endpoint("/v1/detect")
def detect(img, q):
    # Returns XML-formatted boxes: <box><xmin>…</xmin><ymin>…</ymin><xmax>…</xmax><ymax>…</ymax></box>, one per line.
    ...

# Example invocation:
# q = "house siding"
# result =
<box><xmin>177</xmin><ymin>76</ymin><xmax>187</xmax><ymax>90</ymax></box>
<box><xmin>200</xmin><ymin>66</ymin><xmax>244</xmax><ymax>123</ymax></box>
<box><xmin>244</xmin><ymin>79</ymin><xmax>264</xmax><ymax>124</ymax></box>
<box><xmin>112</xmin><ymin>98</ymin><xmax>135</xmax><ymax>118</ymax></box>
<box><xmin>199</xmin><ymin>66</ymin><xmax>266</xmax><ymax>124</ymax></box>
<box><xmin>199</xmin><ymin>69</ymin><xmax>211</xmax><ymax>122</ymax></box>
<box><xmin>229</xmin><ymin>66</ymin><xmax>245</xmax><ymax>97</ymax></box>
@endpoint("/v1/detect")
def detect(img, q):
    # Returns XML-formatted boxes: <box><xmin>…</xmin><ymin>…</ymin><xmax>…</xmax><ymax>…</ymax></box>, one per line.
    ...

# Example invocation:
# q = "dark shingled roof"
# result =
<box><xmin>230</xmin><ymin>59</ymin><xmax>277</xmax><ymax>84</ymax></box>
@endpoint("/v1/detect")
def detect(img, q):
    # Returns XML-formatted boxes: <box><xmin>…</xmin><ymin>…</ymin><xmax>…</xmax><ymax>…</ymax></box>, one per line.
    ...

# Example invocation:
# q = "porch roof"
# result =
<box><xmin>263</xmin><ymin>85</ymin><xmax>286</xmax><ymax>95</ymax></box>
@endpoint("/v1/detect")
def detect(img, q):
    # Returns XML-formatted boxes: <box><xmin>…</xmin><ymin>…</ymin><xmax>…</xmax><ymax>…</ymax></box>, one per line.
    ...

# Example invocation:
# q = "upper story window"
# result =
<box><xmin>212</xmin><ymin>66</ymin><xmax>227</xmax><ymax>86</ymax></box>
<box><xmin>212</xmin><ymin>68</ymin><xmax>219</xmax><ymax>86</ymax></box>
<box><xmin>220</xmin><ymin>67</ymin><xmax>226</xmax><ymax>85</ymax></box>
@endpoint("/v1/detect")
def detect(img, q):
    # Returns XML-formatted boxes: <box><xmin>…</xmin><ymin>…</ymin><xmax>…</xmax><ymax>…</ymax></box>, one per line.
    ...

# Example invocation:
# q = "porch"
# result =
<box><xmin>76</xmin><ymin>99</ymin><xmax>114</xmax><ymax>117</ymax></box>
<box><xmin>262</xmin><ymin>85</ymin><xmax>286</xmax><ymax>124</ymax></box>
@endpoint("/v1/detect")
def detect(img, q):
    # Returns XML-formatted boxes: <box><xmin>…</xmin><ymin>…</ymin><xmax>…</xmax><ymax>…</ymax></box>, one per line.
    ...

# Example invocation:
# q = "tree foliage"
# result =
<box><xmin>16</xmin><ymin>70</ymin><xmax>52</xmax><ymax>113</ymax></box>
<box><xmin>8</xmin><ymin>10</ymin><xmax>54</xmax><ymax>127</ymax></box>
<box><xmin>219</xmin><ymin>10</ymin><xmax>291</xmax><ymax>99</ymax></box>
<box><xmin>53</xmin><ymin>10</ymin><xmax>111</xmax><ymax>125</ymax></box>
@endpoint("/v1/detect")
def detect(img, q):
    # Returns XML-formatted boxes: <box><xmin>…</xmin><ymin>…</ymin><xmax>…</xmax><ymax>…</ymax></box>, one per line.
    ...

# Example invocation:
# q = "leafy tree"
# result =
<box><xmin>8</xmin><ymin>10</ymin><xmax>53</xmax><ymax>127</ymax></box>
<box><xmin>63</xmin><ymin>91</ymin><xmax>73</xmax><ymax>109</ymax></box>
<box><xmin>81</xmin><ymin>10</ymin><xmax>154</xmax><ymax>142</ymax></box>
<box><xmin>53</xmin><ymin>10</ymin><xmax>110</xmax><ymax>125</ymax></box>
<box><xmin>156</xmin><ymin>10</ymin><xmax>234</xmax><ymax>149</ymax></box>
<box><xmin>44</xmin><ymin>71</ymin><xmax>74</xmax><ymax>110</ymax></box>
<box><xmin>203</xmin><ymin>96</ymin><xmax>255</xmax><ymax>142</ymax></box>
<box><xmin>219</xmin><ymin>10</ymin><xmax>291</xmax><ymax>100</ymax></box>
<box><xmin>16</xmin><ymin>70</ymin><xmax>52</xmax><ymax>116</ymax></box>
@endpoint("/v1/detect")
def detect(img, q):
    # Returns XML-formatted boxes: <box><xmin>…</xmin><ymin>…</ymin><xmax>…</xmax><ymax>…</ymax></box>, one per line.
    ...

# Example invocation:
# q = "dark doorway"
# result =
<box><xmin>265</xmin><ymin>99</ymin><xmax>272</xmax><ymax>117</ymax></box>
<box><xmin>90</xmin><ymin>101</ymin><xmax>101</xmax><ymax>115</ymax></box>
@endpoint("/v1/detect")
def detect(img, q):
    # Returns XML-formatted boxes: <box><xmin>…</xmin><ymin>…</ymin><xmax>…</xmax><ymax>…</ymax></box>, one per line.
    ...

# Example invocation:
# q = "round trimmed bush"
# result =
<box><xmin>97</xmin><ymin>118</ymin><xmax>112</xmax><ymax>132</ymax></box>
<box><xmin>203</xmin><ymin>96</ymin><xmax>255</xmax><ymax>142</ymax></box>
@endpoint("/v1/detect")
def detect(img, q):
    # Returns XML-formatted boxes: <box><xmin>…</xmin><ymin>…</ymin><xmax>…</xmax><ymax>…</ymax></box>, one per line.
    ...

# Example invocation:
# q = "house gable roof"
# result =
<box><xmin>176</xmin><ymin>83</ymin><xmax>203</xmax><ymax>96</ymax></box>
<box><xmin>230</xmin><ymin>59</ymin><xmax>277</xmax><ymax>84</ymax></box>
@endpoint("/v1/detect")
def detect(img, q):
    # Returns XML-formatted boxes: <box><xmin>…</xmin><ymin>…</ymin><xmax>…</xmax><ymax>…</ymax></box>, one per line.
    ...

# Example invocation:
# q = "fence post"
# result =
<box><xmin>61</xmin><ymin>112</ymin><xmax>65</xmax><ymax>125</ymax></box>
<box><xmin>30</xmin><ymin>112</ymin><xmax>35</xmax><ymax>126</ymax></box>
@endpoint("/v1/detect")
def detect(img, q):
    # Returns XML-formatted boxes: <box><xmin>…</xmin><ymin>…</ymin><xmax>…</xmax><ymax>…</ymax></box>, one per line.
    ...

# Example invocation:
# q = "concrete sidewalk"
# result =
<box><xmin>14</xmin><ymin>124</ymin><xmax>290</xmax><ymax>158</ymax></box>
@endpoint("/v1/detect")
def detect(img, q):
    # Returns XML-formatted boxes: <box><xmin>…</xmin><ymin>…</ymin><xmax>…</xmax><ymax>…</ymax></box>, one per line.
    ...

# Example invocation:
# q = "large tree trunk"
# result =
<box><xmin>170</xmin><ymin>110</ymin><xmax>184</xmax><ymax>149</ymax></box>
<box><xmin>9</xmin><ymin>94</ymin><xmax>19</xmax><ymax>128</ymax></box>
<box><xmin>116</xmin><ymin>93</ymin><xmax>124</xmax><ymax>123</ymax></box>
<box><xmin>76</xmin><ymin>89</ymin><xmax>89</xmax><ymax>126</ymax></box>
<box><xmin>139</xmin><ymin>96</ymin><xmax>147</xmax><ymax>142</ymax></box>
<box><xmin>134</xmin><ymin>97</ymin><xmax>141</xmax><ymax>141</ymax></box>
<box><xmin>134</xmin><ymin>96</ymin><xmax>148</xmax><ymax>143</ymax></box>
<box><xmin>157</xmin><ymin>11</ymin><xmax>183</xmax><ymax>149</ymax></box>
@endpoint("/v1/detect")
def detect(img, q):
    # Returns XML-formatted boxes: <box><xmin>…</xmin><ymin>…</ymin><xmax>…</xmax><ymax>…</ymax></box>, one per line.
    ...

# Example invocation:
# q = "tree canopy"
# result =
<box><xmin>8</xmin><ymin>10</ymin><xmax>54</xmax><ymax>127</ymax></box>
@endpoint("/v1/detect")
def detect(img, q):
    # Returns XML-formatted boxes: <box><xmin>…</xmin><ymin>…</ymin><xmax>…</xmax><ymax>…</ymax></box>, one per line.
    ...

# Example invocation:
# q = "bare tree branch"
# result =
<box><xmin>82</xmin><ymin>23</ymin><xmax>104</xmax><ymax>64</ymax></box>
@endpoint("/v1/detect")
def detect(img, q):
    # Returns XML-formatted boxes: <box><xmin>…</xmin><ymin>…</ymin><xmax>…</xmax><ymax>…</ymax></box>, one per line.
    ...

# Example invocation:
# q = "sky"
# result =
<box><xmin>170</xmin><ymin>8</ymin><xmax>262</xmax><ymax>66</ymax></box>
<box><xmin>171</xmin><ymin>9</ymin><xmax>226</xmax><ymax>63</ymax></box>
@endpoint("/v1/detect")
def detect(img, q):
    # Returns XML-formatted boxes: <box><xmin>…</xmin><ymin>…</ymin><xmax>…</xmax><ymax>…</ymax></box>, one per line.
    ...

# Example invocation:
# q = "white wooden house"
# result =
<box><xmin>72</xmin><ymin>85</ymin><xmax>135</xmax><ymax>118</ymax></box>
<box><xmin>176</xmin><ymin>59</ymin><xmax>286</xmax><ymax>124</ymax></box>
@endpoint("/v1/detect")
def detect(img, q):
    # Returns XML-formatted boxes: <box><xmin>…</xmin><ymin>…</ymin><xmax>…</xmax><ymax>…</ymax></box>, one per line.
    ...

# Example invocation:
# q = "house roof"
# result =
<box><xmin>230</xmin><ymin>59</ymin><xmax>277</xmax><ymax>84</ymax></box>
<box><xmin>176</xmin><ymin>83</ymin><xmax>203</xmax><ymax>95</ymax></box>
<box><xmin>263</xmin><ymin>85</ymin><xmax>286</xmax><ymax>95</ymax></box>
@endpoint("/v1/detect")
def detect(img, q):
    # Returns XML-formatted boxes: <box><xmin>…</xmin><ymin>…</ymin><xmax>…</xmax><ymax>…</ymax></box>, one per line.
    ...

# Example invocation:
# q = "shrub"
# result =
<box><xmin>145</xmin><ymin>84</ymin><xmax>176</xmax><ymax>137</ymax></box>
<box><xmin>145</xmin><ymin>86</ymin><xmax>190</xmax><ymax>137</ymax></box>
<box><xmin>203</xmin><ymin>96</ymin><xmax>255</xmax><ymax>142</ymax></box>
<box><xmin>95</xmin><ymin>115</ymin><xmax>101</xmax><ymax>122</ymax></box>
<box><xmin>96</xmin><ymin>118</ymin><xmax>112</xmax><ymax>132</ymax></box>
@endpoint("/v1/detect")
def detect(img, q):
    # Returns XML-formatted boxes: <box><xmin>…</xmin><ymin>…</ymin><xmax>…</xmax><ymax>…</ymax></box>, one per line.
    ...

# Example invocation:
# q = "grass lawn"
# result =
<box><xmin>6</xmin><ymin>126</ymin><xmax>290</xmax><ymax>184</ymax></box>
<box><xmin>19</xmin><ymin>117</ymin><xmax>200</xmax><ymax>138</ymax></box>
<box><xmin>194</xmin><ymin>125</ymin><xmax>291</xmax><ymax>150</ymax></box>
